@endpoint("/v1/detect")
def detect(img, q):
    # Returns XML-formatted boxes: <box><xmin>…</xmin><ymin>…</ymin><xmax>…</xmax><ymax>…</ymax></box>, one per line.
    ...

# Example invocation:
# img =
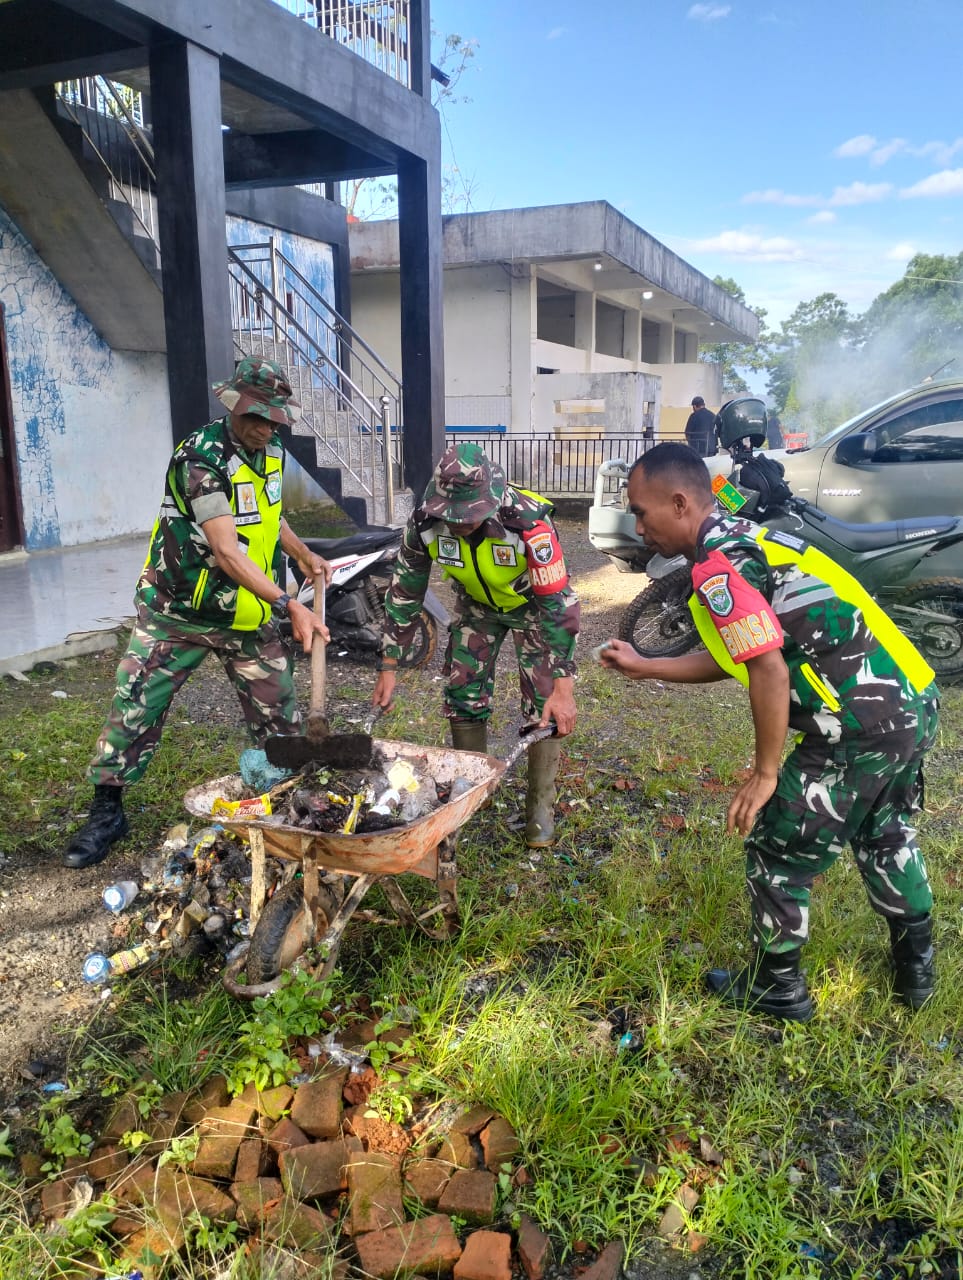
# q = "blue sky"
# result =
<box><xmin>429</xmin><ymin>0</ymin><xmax>963</xmax><ymax>327</ymax></box>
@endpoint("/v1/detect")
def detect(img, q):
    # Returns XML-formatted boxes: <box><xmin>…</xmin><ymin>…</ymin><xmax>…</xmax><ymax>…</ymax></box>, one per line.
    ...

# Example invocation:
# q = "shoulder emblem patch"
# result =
<box><xmin>699</xmin><ymin>572</ymin><xmax>734</xmax><ymax>617</ymax></box>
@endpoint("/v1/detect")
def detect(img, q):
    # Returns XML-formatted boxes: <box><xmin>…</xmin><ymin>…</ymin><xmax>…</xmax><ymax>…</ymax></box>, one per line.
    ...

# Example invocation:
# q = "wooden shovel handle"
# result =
<box><xmin>310</xmin><ymin>573</ymin><xmax>327</xmax><ymax>716</ymax></box>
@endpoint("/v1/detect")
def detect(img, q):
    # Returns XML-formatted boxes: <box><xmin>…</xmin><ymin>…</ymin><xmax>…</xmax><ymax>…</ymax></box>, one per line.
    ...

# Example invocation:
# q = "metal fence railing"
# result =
<box><xmin>271</xmin><ymin>0</ymin><xmax>411</xmax><ymax>87</ymax></box>
<box><xmin>444</xmin><ymin>432</ymin><xmax>689</xmax><ymax>499</ymax></box>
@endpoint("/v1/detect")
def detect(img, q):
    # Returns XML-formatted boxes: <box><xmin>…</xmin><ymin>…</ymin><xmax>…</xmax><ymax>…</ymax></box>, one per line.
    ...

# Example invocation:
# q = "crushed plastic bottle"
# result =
<box><xmin>449</xmin><ymin>777</ymin><xmax>474</xmax><ymax>801</ymax></box>
<box><xmin>82</xmin><ymin>940</ymin><xmax>165</xmax><ymax>984</ymax></box>
<box><xmin>102</xmin><ymin>880</ymin><xmax>139</xmax><ymax>913</ymax></box>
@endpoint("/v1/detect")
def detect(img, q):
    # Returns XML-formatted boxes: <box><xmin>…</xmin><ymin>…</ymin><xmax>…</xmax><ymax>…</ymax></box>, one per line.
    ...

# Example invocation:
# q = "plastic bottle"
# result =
<box><xmin>102</xmin><ymin>880</ymin><xmax>139</xmax><ymax>913</ymax></box>
<box><xmin>81</xmin><ymin>941</ymin><xmax>161</xmax><ymax>984</ymax></box>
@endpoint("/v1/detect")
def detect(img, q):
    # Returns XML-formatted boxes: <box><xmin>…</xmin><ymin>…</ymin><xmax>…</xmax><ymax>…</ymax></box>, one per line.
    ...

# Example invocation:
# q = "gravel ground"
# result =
<box><xmin>0</xmin><ymin>512</ymin><xmax>647</xmax><ymax>1102</ymax></box>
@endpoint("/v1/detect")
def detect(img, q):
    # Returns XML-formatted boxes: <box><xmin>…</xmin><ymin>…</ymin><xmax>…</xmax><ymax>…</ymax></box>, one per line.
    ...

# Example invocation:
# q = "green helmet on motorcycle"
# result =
<box><xmin>715</xmin><ymin>397</ymin><xmax>768</xmax><ymax>451</ymax></box>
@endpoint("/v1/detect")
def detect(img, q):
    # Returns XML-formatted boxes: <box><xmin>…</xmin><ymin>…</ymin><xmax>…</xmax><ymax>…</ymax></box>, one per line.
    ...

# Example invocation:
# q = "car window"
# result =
<box><xmin>872</xmin><ymin>399</ymin><xmax>963</xmax><ymax>462</ymax></box>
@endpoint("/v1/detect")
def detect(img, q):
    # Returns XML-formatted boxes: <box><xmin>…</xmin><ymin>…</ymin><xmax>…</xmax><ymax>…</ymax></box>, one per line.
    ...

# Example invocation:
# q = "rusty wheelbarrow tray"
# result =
<box><xmin>183</xmin><ymin>730</ymin><xmax>549</xmax><ymax>999</ymax></box>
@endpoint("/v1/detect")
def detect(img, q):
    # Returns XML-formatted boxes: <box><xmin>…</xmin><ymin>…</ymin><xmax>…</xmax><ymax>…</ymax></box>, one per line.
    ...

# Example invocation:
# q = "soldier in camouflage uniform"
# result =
<box><xmin>63</xmin><ymin>357</ymin><xmax>332</xmax><ymax>869</ymax></box>
<box><xmin>602</xmin><ymin>440</ymin><xmax>939</xmax><ymax>1021</ymax></box>
<box><xmin>372</xmin><ymin>443</ymin><xmax>580</xmax><ymax>848</ymax></box>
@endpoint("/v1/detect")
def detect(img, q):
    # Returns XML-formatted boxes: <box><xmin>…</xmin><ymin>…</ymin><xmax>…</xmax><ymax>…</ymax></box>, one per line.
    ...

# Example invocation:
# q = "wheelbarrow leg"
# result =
<box><xmin>249</xmin><ymin>826</ymin><xmax>267</xmax><ymax>926</ymax></box>
<box><xmin>311</xmin><ymin>872</ymin><xmax>378</xmax><ymax>980</ymax></box>
<box><xmin>378</xmin><ymin>835</ymin><xmax>461</xmax><ymax>941</ymax></box>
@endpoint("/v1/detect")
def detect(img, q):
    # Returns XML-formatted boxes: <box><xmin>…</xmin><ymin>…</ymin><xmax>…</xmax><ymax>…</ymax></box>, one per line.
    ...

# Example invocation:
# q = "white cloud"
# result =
<box><xmin>546</xmin><ymin>26</ymin><xmax>567</xmax><ymax>39</ymax></box>
<box><xmin>870</xmin><ymin>138</ymin><xmax>907</xmax><ymax>166</ymax></box>
<box><xmin>827</xmin><ymin>181</ymin><xmax>893</xmax><ymax>206</ymax></box>
<box><xmin>916</xmin><ymin>138</ymin><xmax>963</xmax><ymax>167</ymax></box>
<box><xmin>886</xmin><ymin>241</ymin><xmax>916</xmax><ymax>261</ymax></box>
<box><xmin>742</xmin><ymin>188</ymin><xmax>820</xmax><ymax>207</ymax></box>
<box><xmin>834</xmin><ymin>135</ymin><xmax>877</xmax><ymax>158</ymax></box>
<box><xmin>900</xmin><ymin>168</ymin><xmax>963</xmax><ymax>198</ymax></box>
<box><xmin>807</xmin><ymin>210</ymin><xmax>837</xmax><ymax>225</ymax></box>
<box><xmin>687</xmin><ymin>3</ymin><xmax>731</xmax><ymax>20</ymax></box>
<box><xmin>690</xmin><ymin>230</ymin><xmax>805</xmax><ymax>262</ymax></box>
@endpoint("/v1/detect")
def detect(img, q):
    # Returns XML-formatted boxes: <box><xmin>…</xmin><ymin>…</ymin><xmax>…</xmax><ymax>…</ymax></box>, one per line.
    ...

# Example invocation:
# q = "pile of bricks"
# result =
<box><xmin>28</xmin><ymin>1021</ymin><xmax>618</xmax><ymax>1280</ymax></box>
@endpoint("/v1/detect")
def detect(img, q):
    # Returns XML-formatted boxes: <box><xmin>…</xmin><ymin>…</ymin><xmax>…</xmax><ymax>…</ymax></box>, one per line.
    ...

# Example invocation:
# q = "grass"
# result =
<box><xmin>0</xmin><ymin>646</ymin><xmax>962</xmax><ymax>1278</ymax></box>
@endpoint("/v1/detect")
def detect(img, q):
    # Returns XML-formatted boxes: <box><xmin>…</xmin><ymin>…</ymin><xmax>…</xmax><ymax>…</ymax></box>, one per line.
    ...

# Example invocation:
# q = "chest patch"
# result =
<box><xmin>437</xmin><ymin>536</ymin><xmax>464</xmax><ymax>567</ymax></box>
<box><xmin>266</xmin><ymin>472</ymin><xmax>282</xmax><ymax>505</ymax></box>
<box><xmin>234</xmin><ymin>481</ymin><xmax>261</xmax><ymax>525</ymax></box>
<box><xmin>699</xmin><ymin>572</ymin><xmax>734</xmax><ymax>617</ymax></box>
<box><xmin>491</xmin><ymin>543</ymin><xmax>517</xmax><ymax>568</ymax></box>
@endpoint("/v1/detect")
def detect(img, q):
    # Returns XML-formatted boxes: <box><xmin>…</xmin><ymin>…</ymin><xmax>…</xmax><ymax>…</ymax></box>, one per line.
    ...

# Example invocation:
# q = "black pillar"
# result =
<box><xmin>409</xmin><ymin>0</ymin><xmax>431</xmax><ymax>99</ymax></box>
<box><xmin>150</xmin><ymin>38</ymin><xmax>233</xmax><ymax>443</ymax></box>
<box><xmin>397</xmin><ymin>146</ymin><xmax>445</xmax><ymax>494</ymax></box>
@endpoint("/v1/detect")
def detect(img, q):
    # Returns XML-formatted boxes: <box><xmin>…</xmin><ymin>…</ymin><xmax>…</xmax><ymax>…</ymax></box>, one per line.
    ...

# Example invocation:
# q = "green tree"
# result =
<box><xmin>698</xmin><ymin>276</ymin><xmax>771</xmax><ymax>396</ymax></box>
<box><xmin>859</xmin><ymin>252</ymin><xmax>963</xmax><ymax>386</ymax></box>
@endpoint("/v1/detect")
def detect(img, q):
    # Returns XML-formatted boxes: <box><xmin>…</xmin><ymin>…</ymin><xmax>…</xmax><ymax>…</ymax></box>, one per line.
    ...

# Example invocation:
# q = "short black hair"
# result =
<box><xmin>629</xmin><ymin>442</ymin><xmax>714</xmax><ymax>498</ymax></box>
<box><xmin>691</xmin><ymin>396</ymin><xmax>705</xmax><ymax>408</ymax></box>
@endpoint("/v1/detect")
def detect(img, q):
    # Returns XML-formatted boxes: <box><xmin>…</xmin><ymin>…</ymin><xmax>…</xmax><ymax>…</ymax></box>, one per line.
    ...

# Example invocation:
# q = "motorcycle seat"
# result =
<box><xmin>809</xmin><ymin>510</ymin><xmax>961</xmax><ymax>552</ymax></box>
<box><xmin>303</xmin><ymin>528</ymin><xmax>399</xmax><ymax>558</ymax></box>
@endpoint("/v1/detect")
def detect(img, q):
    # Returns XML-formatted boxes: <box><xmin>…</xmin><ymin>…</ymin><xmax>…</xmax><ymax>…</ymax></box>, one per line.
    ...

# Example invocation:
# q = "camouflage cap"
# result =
<box><xmin>422</xmin><ymin>443</ymin><xmax>505</xmax><ymax>525</ymax></box>
<box><xmin>212</xmin><ymin>356</ymin><xmax>302</xmax><ymax>426</ymax></box>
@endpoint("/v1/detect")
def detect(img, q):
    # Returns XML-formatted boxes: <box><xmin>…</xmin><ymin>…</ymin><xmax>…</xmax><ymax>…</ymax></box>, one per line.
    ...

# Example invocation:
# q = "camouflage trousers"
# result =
<box><xmin>87</xmin><ymin>607</ymin><xmax>300</xmax><ymax>787</ymax></box>
<box><xmin>442</xmin><ymin>597</ymin><xmax>559</xmax><ymax>723</ymax></box>
<box><xmin>745</xmin><ymin>698</ymin><xmax>939</xmax><ymax>954</ymax></box>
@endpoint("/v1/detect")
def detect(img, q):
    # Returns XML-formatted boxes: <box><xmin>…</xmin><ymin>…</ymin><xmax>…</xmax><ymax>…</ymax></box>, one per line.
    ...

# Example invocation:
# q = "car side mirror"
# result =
<box><xmin>834</xmin><ymin>432</ymin><xmax>878</xmax><ymax>466</ymax></box>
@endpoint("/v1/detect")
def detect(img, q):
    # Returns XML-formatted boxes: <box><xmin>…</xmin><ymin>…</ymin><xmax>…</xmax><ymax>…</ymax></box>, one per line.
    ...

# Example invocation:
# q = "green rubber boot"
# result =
<box><xmin>525</xmin><ymin>736</ymin><xmax>562</xmax><ymax>849</ymax></box>
<box><xmin>449</xmin><ymin>719</ymin><xmax>488</xmax><ymax>754</ymax></box>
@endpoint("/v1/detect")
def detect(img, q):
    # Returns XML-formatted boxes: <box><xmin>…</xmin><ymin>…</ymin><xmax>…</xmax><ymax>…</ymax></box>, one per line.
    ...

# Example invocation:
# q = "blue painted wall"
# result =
<box><xmin>0</xmin><ymin>206</ymin><xmax>339</xmax><ymax>551</ymax></box>
<box><xmin>0</xmin><ymin>203</ymin><xmax>171</xmax><ymax>550</ymax></box>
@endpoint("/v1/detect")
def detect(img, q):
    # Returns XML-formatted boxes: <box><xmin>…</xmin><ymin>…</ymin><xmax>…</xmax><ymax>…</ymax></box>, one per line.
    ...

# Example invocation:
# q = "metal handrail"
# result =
<box><xmin>228</xmin><ymin>250</ymin><xmax>399</xmax><ymax>519</ymax></box>
<box><xmin>271</xmin><ymin>0</ymin><xmax>411</xmax><ymax>88</ymax></box>
<box><xmin>55</xmin><ymin>76</ymin><xmax>157</xmax><ymax>245</ymax></box>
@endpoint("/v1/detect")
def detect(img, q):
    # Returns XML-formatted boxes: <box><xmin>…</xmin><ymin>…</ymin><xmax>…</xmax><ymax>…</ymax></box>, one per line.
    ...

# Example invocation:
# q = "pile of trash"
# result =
<box><xmin>82</xmin><ymin>821</ymin><xmax>278</xmax><ymax>985</ymax></box>
<box><xmin>224</xmin><ymin>746</ymin><xmax>455</xmax><ymax>834</ymax></box>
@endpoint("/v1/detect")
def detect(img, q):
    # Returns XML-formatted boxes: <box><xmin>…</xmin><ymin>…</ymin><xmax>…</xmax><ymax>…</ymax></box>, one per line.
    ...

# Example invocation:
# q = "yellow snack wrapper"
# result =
<box><xmin>211</xmin><ymin>793</ymin><xmax>273</xmax><ymax>818</ymax></box>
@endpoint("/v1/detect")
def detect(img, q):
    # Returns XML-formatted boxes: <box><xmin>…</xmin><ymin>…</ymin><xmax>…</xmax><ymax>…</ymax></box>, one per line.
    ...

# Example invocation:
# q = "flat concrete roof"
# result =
<box><xmin>350</xmin><ymin>200</ymin><xmax>759</xmax><ymax>344</ymax></box>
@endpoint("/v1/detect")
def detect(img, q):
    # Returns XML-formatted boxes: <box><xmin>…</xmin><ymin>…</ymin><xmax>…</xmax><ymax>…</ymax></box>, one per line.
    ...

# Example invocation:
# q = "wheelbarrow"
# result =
<box><xmin>183</xmin><ymin>728</ymin><xmax>553</xmax><ymax>999</ymax></box>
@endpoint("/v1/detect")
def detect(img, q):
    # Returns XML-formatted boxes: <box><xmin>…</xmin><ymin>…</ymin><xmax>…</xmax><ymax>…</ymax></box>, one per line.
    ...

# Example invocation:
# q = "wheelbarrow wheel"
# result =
<box><xmin>246</xmin><ymin>880</ymin><xmax>339</xmax><ymax>984</ymax></box>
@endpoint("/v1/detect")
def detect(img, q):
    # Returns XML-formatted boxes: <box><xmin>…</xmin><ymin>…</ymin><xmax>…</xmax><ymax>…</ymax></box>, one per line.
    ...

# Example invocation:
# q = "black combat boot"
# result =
<box><xmin>888</xmin><ymin>914</ymin><xmax>935</xmax><ymax>1009</ymax></box>
<box><xmin>705</xmin><ymin>949</ymin><xmax>813</xmax><ymax>1022</ymax></box>
<box><xmin>63</xmin><ymin>785</ymin><xmax>129</xmax><ymax>869</ymax></box>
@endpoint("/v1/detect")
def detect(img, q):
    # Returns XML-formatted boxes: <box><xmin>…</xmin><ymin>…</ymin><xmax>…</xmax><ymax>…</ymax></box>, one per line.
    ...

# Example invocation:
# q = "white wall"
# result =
<box><xmin>0</xmin><ymin>204</ymin><xmax>171</xmax><ymax>550</ymax></box>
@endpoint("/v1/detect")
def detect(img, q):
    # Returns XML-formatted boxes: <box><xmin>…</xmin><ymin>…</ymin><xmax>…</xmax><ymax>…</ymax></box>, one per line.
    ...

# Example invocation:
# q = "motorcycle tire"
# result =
<box><xmin>246</xmin><ymin>880</ymin><xmax>340</xmax><ymax>985</ymax></box>
<box><xmin>618</xmin><ymin>568</ymin><xmax>699</xmax><ymax>658</ymax></box>
<box><xmin>888</xmin><ymin>578</ymin><xmax>963</xmax><ymax>685</ymax></box>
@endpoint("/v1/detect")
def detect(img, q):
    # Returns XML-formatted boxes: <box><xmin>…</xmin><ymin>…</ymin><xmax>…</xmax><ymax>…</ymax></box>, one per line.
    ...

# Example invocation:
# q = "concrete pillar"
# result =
<box><xmin>683</xmin><ymin>332</ymin><xmax>699</xmax><ymax>362</ymax></box>
<box><xmin>149</xmin><ymin>38</ymin><xmax>233</xmax><ymax>441</ymax></box>
<box><xmin>509</xmin><ymin>266</ymin><xmax>536</xmax><ymax>432</ymax></box>
<box><xmin>397</xmin><ymin>145</ymin><xmax>445</xmax><ymax>493</ymax></box>
<box><xmin>624</xmin><ymin>306</ymin><xmax>642</xmax><ymax>365</ymax></box>
<box><xmin>574</xmin><ymin>292</ymin><xmax>595</xmax><ymax>372</ymax></box>
<box><xmin>656</xmin><ymin>320</ymin><xmax>675</xmax><ymax>364</ymax></box>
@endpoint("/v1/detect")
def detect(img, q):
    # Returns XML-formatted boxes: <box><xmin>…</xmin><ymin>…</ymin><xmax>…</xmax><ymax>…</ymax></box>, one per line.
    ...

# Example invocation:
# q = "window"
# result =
<box><xmin>873</xmin><ymin>399</ymin><xmax>963</xmax><ymax>463</ymax></box>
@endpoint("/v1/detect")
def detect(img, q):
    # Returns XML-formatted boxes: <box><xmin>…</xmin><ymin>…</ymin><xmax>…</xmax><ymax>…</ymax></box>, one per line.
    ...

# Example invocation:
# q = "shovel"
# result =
<box><xmin>264</xmin><ymin>574</ymin><xmax>379</xmax><ymax>771</ymax></box>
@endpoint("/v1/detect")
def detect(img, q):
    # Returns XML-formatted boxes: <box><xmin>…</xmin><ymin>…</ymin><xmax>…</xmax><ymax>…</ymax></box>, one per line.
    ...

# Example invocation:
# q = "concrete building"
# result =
<box><xmin>350</xmin><ymin>201</ymin><xmax>759</xmax><ymax>448</ymax></box>
<box><xmin>0</xmin><ymin>0</ymin><xmax>446</xmax><ymax>553</ymax></box>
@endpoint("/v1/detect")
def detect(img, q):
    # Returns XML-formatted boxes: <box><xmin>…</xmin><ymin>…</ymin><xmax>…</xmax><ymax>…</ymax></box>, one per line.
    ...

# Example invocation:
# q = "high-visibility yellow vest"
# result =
<box><xmin>424</xmin><ymin>488</ymin><xmax>554</xmax><ymax>612</ymax></box>
<box><xmin>689</xmin><ymin>526</ymin><xmax>934</xmax><ymax>702</ymax></box>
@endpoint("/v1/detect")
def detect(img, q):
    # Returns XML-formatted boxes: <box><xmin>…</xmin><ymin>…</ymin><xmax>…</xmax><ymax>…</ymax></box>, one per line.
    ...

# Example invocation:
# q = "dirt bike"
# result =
<box><xmin>283</xmin><ymin>527</ymin><xmax>449</xmax><ymax>668</ymax></box>
<box><xmin>590</xmin><ymin>456</ymin><xmax>963</xmax><ymax>683</ymax></box>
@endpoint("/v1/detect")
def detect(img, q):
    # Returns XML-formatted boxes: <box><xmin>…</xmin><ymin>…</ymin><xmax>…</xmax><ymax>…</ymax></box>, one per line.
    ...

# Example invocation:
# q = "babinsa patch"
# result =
<box><xmin>699</xmin><ymin>572</ymin><xmax>734</xmax><ymax>617</ymax></box>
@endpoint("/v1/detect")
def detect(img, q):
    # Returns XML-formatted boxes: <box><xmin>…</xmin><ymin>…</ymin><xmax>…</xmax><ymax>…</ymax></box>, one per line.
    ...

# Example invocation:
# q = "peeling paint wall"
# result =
<box><xmin>226</xmin><ymin>216</ymin><xmax>336</xmax><ymax>307</ymax></box>
<box><xmin>0</xmin><ymin>203</ymin><xmax>171</xmax><ymax>551</ymax></box>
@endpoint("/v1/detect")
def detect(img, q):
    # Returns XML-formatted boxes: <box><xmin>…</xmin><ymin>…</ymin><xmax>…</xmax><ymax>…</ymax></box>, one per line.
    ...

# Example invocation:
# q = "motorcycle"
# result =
<box><xmin>589</xmin><ymin>453</ymin><xmax>963</xmax><ymax>683</ymax></box>
<box><xmin>283</xmin><ymin>526</ymin><xmax>449</xmax><ymax>668</ymax></box>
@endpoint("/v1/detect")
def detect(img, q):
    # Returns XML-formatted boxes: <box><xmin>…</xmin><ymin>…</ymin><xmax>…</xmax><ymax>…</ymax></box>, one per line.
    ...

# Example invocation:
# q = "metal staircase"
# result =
<box><xmin>43</xmin><ymin>74</ymin><xmax>406</xmax><ymax>527</ymax></box>
<box><xmin>228</xmin><ymin>241</ymin><xmax>407</xmax><ymax>528</ymax></box>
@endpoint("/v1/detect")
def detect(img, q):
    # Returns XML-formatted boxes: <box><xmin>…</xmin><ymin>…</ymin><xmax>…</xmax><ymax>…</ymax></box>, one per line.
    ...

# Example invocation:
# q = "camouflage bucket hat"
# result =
<box><xmin>212</xmin><ymin>356</ymin><xmax>302</xmax><ymax>426</ymax></box>
<box><xmin>422</xmin><ymin>443</ymin><xmax>505</xmax><ymax>524</ymax></box>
